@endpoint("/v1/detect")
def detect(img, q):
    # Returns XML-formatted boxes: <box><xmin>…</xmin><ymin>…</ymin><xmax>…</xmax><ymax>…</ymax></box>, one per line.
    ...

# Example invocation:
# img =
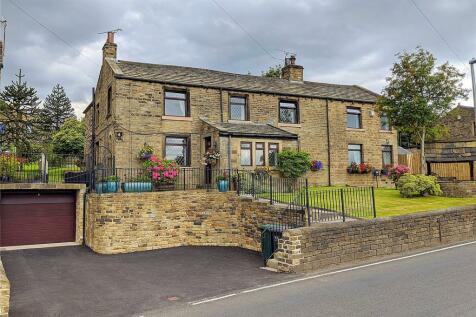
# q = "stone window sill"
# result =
<box><xmin>278</xmin><ymin>123</ymin><xmax>302</xmax><ymax>128</ymax></box>
<box><xmin>379</xmin><ymin>130</ymin><xmax>393</xmax><ymax>133</ymax></box>
<box><xmin>161</xmin><ymin>116</ymin><xmax>193</xmax><ymax>122</ymax></box>
<box><xmin>228</xmin><ymin>119</ymin><xmax>252</xmax><ymax>124</ymax></box>
<box><xmin>346</xmin><ymin>128</ymin><xmax>365</xmax><ymax>132</ymax></box>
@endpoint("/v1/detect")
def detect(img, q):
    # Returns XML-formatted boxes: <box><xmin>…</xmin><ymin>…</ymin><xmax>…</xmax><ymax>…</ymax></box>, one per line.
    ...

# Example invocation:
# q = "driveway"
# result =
<box><xmin>1</xmin><ymin>246</ymin><xmax>291</xmax><ymax>317</ymax></box>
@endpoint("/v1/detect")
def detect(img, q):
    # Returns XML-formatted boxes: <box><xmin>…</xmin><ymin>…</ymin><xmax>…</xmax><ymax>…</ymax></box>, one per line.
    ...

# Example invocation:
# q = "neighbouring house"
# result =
<box><xmin>425</xmin><ymin>104</ymin><xmax>476</xmax><ymax>180</ymax></box>
<box><xmin>83</xmin><ymin>32</ymin><xmax>398</xmax><ymax>186</ymax></box>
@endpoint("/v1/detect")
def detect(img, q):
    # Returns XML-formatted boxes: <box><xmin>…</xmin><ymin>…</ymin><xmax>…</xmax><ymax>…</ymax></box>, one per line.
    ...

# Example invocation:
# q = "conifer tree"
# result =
<box><xmin>41</xmin><ymin>84</ymin><xmax>75</xmax><ymax>133</ymax></box>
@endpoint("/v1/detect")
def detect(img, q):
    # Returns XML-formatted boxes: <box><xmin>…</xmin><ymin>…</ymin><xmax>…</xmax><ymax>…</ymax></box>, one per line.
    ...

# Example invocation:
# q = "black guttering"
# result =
<box><xmin>326</xmin><ymin>99</ymin><xmax>332</xmax><ymax>186</ymax></box>
<box><xmin>113</xmin><ymin>74</ymin><xmax>378</xmax><ymax>104</ymax></box>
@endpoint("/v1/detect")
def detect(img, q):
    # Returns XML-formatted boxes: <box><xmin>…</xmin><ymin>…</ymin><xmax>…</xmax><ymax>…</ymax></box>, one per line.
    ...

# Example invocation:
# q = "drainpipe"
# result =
<box><xmin>326</xmin><ymin>99</ymin><xmax>332</xmax><ymax>186</ymax></box>
<box><xmin>82</xmin><ymin>191</ymin><xmax>87</xmax><ymax>246</ymax></box>
<box><xmin>220</xmin><ymin>88</ymin><xmax>224</xmax><ymax>123</ymax></box>
<box><xmin>228</xmin><ymin>134</ymin><xmax>232</xmax><ymax>170</ymax></box>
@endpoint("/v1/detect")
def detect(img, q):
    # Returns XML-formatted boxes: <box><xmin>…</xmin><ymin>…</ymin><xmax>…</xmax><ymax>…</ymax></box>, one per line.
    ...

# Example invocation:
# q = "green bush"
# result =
<box><xmin>276</xmin><ymin>150</ymin><xmax>311</xmax><ymax>179</ymax></box>
<box><xmin>396</xmin><ymin>174</ymin><xmax>442</xmax><ymax>198</ymax></box>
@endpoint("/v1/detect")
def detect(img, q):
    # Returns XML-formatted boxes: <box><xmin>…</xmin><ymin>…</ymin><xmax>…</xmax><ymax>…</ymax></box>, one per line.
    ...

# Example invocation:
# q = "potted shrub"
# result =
<box><xmin>143</xmin><ymin>155</ymin><xmax>179</xmax><ymax>191</ymax></box>
<box><xmin>97</xmin><ymin>175</ymin><xmax>120</xmax><ymax>193</ymax></box>
<box><xmin>122</xmin><ymin>174</ymin><xmax>152</xmax><ymax>193</ymax></box>
<box><xmin>216</xmin><ymin>174</ymin><xmax>229</xmax><ymax>192</ymax></box>
<box><xmin>138</xmin><ymin>143</ymin><xmax>154</xmax><ymax>161</ymax></box>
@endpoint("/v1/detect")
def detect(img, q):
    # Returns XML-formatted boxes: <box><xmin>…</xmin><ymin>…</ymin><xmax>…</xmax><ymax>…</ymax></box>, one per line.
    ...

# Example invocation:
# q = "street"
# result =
<box><xmin>152</xmin><ymin>242</ymin><xmax>476</xmax><ymax>317</ymax></box>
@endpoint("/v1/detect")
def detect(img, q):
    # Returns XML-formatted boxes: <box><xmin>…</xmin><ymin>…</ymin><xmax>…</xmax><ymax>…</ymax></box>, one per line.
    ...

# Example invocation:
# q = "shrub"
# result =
<box><xmin>396</xmin><ymin>174</ymin><xmax>442</xmax><ymax>198</ymax></box>
<box><xmin>276</xmin><ymin>150</ymin><xmax>311</xmax><ymax>179</ymax></box>
<box><xmin>389</xmin><ymin>165</ymin><xmax>411</xmax><ymax>182</ymax></box>
<box><xmin>143</xmin><ymin>155</ymin><xmax>179</xmax><ymax>185</ymax></box>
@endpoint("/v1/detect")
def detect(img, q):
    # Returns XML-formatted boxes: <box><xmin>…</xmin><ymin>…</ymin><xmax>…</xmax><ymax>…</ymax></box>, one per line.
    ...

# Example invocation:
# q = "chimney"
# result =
<box><xmin>281</xmin><ymin>54</ymin><xmax>303</xmax><ymax>81</ymax></box>
<box><xmin>102</xmin><ymin>32</ymin><xmax>117</xmax><ymax>61</ymax></box>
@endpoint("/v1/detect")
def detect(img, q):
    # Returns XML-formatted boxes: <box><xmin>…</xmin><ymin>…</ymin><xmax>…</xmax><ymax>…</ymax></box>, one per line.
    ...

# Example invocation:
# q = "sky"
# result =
<box><xmin>2</xmin><ymin>0</ymin><xmax>475</xmax><ymax>118</ymax></box>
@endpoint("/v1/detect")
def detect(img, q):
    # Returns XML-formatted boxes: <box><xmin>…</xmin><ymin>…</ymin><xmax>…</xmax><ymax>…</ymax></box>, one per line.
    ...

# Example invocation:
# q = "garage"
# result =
<box><xmin>0</xmin><ymin>192</ymin><xmax>76</xmax><ymax>247</ymax></box>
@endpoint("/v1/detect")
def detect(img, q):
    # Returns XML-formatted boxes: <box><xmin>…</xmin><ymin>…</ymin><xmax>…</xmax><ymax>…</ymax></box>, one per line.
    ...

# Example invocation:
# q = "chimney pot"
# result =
<box><xmin>102</xmin><ymin>32</ymin><xmax>117</xmax><ymax>61</ymax></box>
<box><xmin>107</xmin><ymin>32</ymin><xmax>115</xmax><ymax>44</ymax></box>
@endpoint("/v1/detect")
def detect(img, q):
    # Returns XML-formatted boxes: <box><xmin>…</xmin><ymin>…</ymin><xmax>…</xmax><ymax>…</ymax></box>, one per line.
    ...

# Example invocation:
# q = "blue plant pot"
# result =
<box><xmin>217</xmin><ymin>180</ymin><xmax>229</xmax><ymax>192</ymax></box>
<box><xmin>123</xmin><ymin>182</ymin><xmax>152</xmax><ymax>192</ymax></box>
<box><xmin>97</xmin><ymin>181</ymin><xmax>120</xmax><ymax>193</ymax></box>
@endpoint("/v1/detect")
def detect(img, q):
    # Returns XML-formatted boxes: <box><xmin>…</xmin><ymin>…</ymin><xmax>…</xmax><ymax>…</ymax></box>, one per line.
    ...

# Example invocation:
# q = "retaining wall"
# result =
<box><xmin>440</xmin><ymin>181</ymin><xmax>476</xmax><ymax>198</ymax></box>
<box><xmin>0</xmin><ymin>259</ymin><xmax>9</xmax><ymax>317</ymax></box>
<box><xmin>275</xmin><ymin>205</ymin><xmax>476</xmax><ymax>272</ymax></box>
<box><xmin>86</xmin><ymin>190</ymin><xmax>288</xmax><ymax>254</ymax></box>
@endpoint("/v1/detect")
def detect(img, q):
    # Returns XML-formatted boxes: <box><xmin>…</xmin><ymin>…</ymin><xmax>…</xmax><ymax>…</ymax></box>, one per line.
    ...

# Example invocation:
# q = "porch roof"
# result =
<box><xmin>201</xmin><ymin>119</ymin><xmax>298</xmax><ymax>140</ymax></box>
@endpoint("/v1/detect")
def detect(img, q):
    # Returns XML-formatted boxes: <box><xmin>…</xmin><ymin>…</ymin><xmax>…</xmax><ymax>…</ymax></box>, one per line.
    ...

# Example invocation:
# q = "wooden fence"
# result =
<box><xmin>398</xmin><ymin>149</ymin><xmax>474</xmax><ymax>181</ymax></box>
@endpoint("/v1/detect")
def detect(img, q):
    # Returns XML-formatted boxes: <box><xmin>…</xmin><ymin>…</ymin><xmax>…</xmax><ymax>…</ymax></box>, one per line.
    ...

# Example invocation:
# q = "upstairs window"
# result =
<box><xmin>347</xmin><ymin>107</ymin><xmax>362</xmax><ymax>129</ymax></box>
<box><xmin>348</xmin><ymin>144</ymin><xmax>363</xmax><ymax>164</ymax></box>
<box><xmin>165</xmin><ymin>136</ymin><xmax>189</xmax><ymax>166</ymax></box>
<box><xmin>107</xmin><ymin>86</ymin><xmax>112</xmax><ymax>116</ymax></box>
<box><xmin>164</xmin><ymin>90</ymin><xmax>188</xmax><ymax>117</ymax></box>
<box><xmin>279</xmin><ymin>101</ymin><xmax>298</xmax><ymax>124</ymax></box>
<box><xmin>230</xmin><ymin>96</ymin><xmax>248</xmax><ymax>121</ymax></box>
<box><xmin>380</xmin><ymin>113</ymin><xmax>390</xmax><ymax>131</ymax></box>
<box><xmin>268</xmin><ymin>143</ymin><xmax>279</xmax><ymax>166</ymax></box>
<box><xmin>255</xmin><ymin>142</ymin><xmax>265</xmax><ymax>166</ymax></box>
<box><xmin>240</xmin><ymin>142</ymin><xmax>252</xmax><ymax>166</ymax></box>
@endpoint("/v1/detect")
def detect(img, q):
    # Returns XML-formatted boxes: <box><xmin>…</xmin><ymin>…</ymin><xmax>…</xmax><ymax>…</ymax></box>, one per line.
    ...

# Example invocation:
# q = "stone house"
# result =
<box><xmin>83</xmin><ymin>32</ymin><xmax>398</xmax><ymax>186</ymax></box>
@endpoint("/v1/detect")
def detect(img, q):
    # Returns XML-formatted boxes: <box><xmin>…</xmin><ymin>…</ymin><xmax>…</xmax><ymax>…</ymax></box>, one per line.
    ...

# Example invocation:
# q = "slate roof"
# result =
<box><xmin>201</xmin><ymin>119</ymin><xmax>298</xmax><ymax>139</ymax></box>
<box><xmin>108</xmin><ymin>59</ymin><xmax>379</xmax><ymax>103</ymax></box>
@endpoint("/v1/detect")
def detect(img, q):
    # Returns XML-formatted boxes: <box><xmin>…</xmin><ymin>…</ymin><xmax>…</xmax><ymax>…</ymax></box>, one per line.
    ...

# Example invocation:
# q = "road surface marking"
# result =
<box><xmin>190</xmin><ymin>293</ymin><xmax>237</xmax><ymax>305</ymax></box>
<box><xmin>191</xmin><ymin>240</ymin><xmax>476</xmax><ymax>305</ymax></box>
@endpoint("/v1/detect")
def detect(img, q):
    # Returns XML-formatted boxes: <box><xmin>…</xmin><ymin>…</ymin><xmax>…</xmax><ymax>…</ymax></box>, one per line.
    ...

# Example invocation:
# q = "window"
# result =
<box><xmin>279</xmin><ymin>101</ymin><xmax>298</xmax><ymax>124</ymax></box>
<box><xmin>107</xmin><ymin>86</ymin><xmax>112</xmax><ymax>116</ymax></box>
<box><xmin>164</xmin><ymin>90</ymin><xmax>188</xmax><ymax>117</ymax></box>
<box><xmin>380</xmin><ymin>113</ymin><xmax>390</xmax><ymax>131</ymax></box>
<box><xmin>230</xmin><ymin>96</ymin><xmax>248</xmax><ymax>121</ymax></box>
<box><xmin>347</xmin><ymin>107</ymin><xmax>362</xmax><ymax>129</ymax></box>
<box><xmin>268</xmin><ymin>143</ymin><xmax>279</xmax><ymax>166</ymax></box>
<box><xmin>255</xmin><ymin>143</ymin><xmax>265</xmax><ymax>166</ymax></box>
<box><xmin>165</xmin><ymin>136</ymin><xmax>189</xmax><ymax>166</ymax></box>
<box><xmin>381</xmin><ymin>145</ymin><xmax>393</xmax><ymax>167</ymax></box>
<box><xmin>240</xmin><ymin>142</ymin><xmax>252</xmax><ymax>166</ymax></box>
<box><xmin>348</xmin><ymin>144</ymin><xmax>363</xmax><ymax>164</ymax></box>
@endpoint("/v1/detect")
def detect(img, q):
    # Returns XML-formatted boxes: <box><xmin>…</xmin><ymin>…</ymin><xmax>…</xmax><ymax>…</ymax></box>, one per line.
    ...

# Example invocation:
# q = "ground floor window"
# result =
<box><xmin>381</xmin><ymin>145</ymin><xmax>393</xmax><ymax>167</ymax></box>
<box><xmin>268</xmin><ymin>143</ymin><xmax>279</xmax><ymax>166</ymax></box>
<box><xmin>255</xmin><ymin>143</ymin><xmax>265</xmax><ymax>166</ymax></box>
<box><xmin>165</xmin><ymin>136</ymin><xmax>189</xmax><ymax>166</ymax></box>
<box><xmin>348</xmin><ymin>144</ymin><xmax>363</xmax><ymax>164</ymax></box>
<box><xmin>240</xmin><ymin>142</ymin><xmax>252</xmax><ymax>166</ymax></box>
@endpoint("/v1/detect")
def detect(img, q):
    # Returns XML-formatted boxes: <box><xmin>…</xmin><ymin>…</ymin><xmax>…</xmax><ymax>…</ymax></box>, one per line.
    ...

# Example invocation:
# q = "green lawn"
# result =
<box><xmin>259</xmin><ymin>186</ymin><xmax>476</xmax><ymax>218</ymax></box>
<box><xmin>13</xmin><ymin>162</ymin><xmax>81</xmax><ymax>183</ymax></box>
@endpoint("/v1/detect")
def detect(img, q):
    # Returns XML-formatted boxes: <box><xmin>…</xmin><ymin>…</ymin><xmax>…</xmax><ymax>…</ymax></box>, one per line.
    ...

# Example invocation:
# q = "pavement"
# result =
<box><xmin>1</xmin><ymin>246</ymin><xmax>291</xmax><ymax>317</ymax></box>
<box><xmin>158</xmin><ymin>241</ymin><xmax>476</xmax><ymax>317</ymax></box>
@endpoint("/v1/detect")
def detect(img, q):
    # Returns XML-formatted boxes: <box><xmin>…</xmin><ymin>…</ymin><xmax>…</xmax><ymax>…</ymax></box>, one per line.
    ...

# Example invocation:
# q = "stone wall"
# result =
<box><xmin>86</xmin><ymin>190</ymin><xmax>288</xmax><ymax>254</ymax></box>
<box><xmin>0</xmin><ymin>258</ymin><xmax>9</xmax><ymax>317</ymax></box>
<box><xmin>275</xmin><ymin>205</ymin><xmax>476</xmax><ymax>272</ymax></box>
<box><xmin>440</xmin><ymin>181</ymin><xmax>476</xmax><ymax>198</ymax></box>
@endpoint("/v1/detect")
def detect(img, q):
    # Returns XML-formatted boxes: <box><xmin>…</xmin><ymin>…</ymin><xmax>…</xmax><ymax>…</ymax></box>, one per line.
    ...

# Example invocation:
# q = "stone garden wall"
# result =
<box><xmin>0</xmin><ymin>259</ymin><xmax>9</xmax><ymax>317</ymax></box>
<box><xmin>439</xmin><ymin>181</ymin><xmax>476</xmax><ymax>198</ymax></box>
<box><xmin>275</xmin><ymin>205</ymin><xmax>476</xmax><ymax>272</ymax></box>
<box><xmin>86</xmin><ymin>190</ymin><xmax>287</xmax><ymax>254</ymax></box>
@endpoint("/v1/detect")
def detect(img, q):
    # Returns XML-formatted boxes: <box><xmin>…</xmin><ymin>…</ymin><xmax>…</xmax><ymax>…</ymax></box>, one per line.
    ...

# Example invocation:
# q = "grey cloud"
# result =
<box><xmin>3</xmin><ymin>0</ymin><xmax>476</xmax><ymax>118</ymax></box>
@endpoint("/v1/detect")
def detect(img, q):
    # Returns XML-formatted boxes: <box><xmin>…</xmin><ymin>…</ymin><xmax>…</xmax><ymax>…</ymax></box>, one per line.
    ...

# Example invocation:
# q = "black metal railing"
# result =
<box><xmin>0</xmin><ymin>152</ymin><xmax>85</xmax><ymax>184</ymax></box>
<box><xmin>92</xmin><ymin>167</ymin><xmax>241</xmax><ymax>193</ymax></box>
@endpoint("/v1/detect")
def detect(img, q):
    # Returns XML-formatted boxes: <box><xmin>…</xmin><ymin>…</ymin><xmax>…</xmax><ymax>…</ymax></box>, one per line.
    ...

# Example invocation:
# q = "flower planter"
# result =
<box><xmin>122</xmin><ymin>182</ymin><xmax>152</xmax><ymax>193</ymax></box>
<box><xmin>154</xmin><ymin>183</ymin><xmax>175</xmax><ymax>191</ymax></box>
<box><xmin>217</xmin><ymin>180</ymin><xmax>229</xmax><ymax>192</ymax></box>
<box><xmin>96</xmin><ymin>181</ymin><xmax>120</xmax><ymax>193</ymax></box>
<box><xmin>139</xmin><ymin>153</ymin><xmax>153</xmax><ymax>161</ymax></box>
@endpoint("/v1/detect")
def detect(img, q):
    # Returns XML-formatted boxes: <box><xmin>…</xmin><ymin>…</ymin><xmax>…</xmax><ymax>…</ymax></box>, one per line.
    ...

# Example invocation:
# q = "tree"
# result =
<box><xmin>0</xmin><ymin>70</ymin><xmax>42</xmax><ymax>152</ymax></box>
<box><xmin>41</xmin><ymin>84</ymin><xmax>75</xmax><ymax>134</ymax></box>
<box><xmin>261</xmin><ymin>65</ymin><xmax>282</xmax><ymax>78</ymax></box>
<box><xmin>377</xmin><ymin>48</ymin><xmax>468</xmax><ymax>174</ymax></box>
<box><xmin>276</xmin><ymin>150</ymin><xmax>311</xmax><ymax>179</ymax></box>
<box><xmin>51</xmin><ymin>118</ymin><xmax>85</xmax><ymax>156</ymax></box>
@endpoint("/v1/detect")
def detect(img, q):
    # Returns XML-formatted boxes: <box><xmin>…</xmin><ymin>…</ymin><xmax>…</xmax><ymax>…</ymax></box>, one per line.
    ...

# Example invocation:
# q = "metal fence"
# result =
<box><xmin>0</xmin><ymin>152</ymin><xmax>85</xmax><ymax>184</ymax></box>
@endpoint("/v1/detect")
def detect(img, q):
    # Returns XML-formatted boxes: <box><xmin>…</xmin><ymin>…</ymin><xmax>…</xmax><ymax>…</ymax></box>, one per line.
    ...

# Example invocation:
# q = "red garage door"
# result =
<box><xmin>0</xmin><ymin>192</ymin><xmax>76</xmax><ymax>247</ymax></box>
